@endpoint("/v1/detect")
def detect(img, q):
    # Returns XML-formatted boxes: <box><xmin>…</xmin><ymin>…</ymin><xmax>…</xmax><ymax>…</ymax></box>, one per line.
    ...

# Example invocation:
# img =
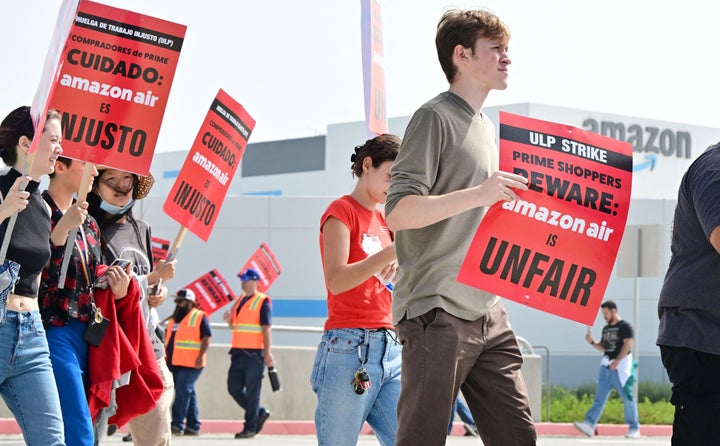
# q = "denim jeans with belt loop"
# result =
<box><xmin>0</xmin><ymin>310</ymin><xmax>64</xmax><ymax>445</ymax></box>
<box><xmin>311</xmin><ymin>328</ymin><xmax>402</xmax><ymax>446</ymax></box>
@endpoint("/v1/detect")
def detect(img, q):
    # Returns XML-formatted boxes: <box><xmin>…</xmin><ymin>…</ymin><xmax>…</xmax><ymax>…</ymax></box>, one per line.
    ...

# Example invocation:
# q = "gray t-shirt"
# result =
<box><xmin>103</xmin><ymin>219</ymin><xmax>166</xmax><ymax>359</ymax></box>
<box><xmin>657</xmin><ymin>143</ymin><xmax>720</xmax><ymax>355</ymax></box>
<box><xmin>385</xmin><ymin>92</ymin><xmax>500</xmax><ymax>324</ymax></box>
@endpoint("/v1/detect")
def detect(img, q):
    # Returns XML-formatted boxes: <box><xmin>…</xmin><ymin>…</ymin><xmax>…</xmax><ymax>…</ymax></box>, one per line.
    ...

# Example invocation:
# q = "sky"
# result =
<box><xmin>1</xmin><ymin>0</ymin><xmax>719</xmax><ymax>152</ymax></box>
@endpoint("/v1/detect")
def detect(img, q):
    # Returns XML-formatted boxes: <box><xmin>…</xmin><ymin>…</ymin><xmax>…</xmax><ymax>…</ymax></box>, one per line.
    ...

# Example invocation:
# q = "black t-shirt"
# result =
<box><xmin>658</xmin><ymin>143</ymin><xmax>720</xmax><ymax>355</ymax></box>
<box><xmin>0</xmin><ymin>169</ymin><xmax>50</xmax><ymax>298</ymax></box>
<box><xmin>601</xmin><ymin>319</ymin><xmax>633</xmax><ymax>359</ymax></box>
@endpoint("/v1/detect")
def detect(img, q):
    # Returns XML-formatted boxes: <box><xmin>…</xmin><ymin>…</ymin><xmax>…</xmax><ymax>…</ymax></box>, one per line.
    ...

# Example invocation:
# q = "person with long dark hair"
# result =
<box><xmin>0</xmin><ymin>106</ymin><xmax>65</xmax><ymax>445</ymax></box>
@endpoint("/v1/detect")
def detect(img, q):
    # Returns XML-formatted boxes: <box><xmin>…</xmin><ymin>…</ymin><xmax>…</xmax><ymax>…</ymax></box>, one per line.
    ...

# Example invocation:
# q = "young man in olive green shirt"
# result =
<box><xmin>385</xmin><ymin>8</ymin><xmax>535</xmax><ymax>446</ymax></box>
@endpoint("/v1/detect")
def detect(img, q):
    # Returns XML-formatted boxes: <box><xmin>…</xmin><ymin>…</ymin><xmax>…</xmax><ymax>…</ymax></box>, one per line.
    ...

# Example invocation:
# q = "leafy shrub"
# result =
<box><xmin>541</xmin><ymin>383</ymin><xmax>673</xmax><ymax>424</ymax></box>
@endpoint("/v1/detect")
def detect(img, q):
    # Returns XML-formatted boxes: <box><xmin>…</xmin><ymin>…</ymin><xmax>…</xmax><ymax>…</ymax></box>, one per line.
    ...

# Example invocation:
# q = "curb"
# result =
<box><xmin>0</xmin><ymin>419</ymin><xmax>672</xmax><ymax>437</ymax></box>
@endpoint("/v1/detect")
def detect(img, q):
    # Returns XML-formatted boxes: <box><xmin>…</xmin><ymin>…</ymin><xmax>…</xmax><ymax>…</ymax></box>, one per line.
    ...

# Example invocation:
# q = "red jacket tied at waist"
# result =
<box><xmin>87</xmin><ymin>265</ymin><xmax>163</xmax><ymax>427</ymax></box>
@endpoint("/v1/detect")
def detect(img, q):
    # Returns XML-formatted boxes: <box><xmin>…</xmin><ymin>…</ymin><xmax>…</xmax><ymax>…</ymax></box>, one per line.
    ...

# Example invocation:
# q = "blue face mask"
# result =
<box><xmin>100</xmin><ymin>199</ymin><xmax>135</xmax><ymax>215</ymax></box>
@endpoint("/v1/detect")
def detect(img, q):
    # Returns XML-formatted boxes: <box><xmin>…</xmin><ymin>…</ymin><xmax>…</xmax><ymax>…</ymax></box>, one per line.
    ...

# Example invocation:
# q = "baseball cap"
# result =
<box><xmin>175</xmin><ymin>289</ymin><xmax>196</xmax><ymax>302</ymax></box>
<box><xmin>238</xmin><ymin>268</ymin><xmax>262</xmax><ymax>282</ymax></box>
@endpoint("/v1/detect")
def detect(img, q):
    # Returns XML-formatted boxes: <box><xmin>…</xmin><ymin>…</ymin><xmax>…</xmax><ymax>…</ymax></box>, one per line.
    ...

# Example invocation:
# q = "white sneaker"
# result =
<box><xmin>573</xmin><ymin>421</ymin><xmax>594</xmax><ymax>437</ymax></box>
<box><xmin>626</xmin><ymin>429</ymin><xmax>641</xmax><ymax>439</ymax></box>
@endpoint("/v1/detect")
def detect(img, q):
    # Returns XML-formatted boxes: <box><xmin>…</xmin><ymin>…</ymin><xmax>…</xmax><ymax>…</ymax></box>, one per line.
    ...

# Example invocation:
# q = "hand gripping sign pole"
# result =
<box><xmin>166</xmin><ymin>227</ymin><xmax>188</xmax><ymax>262</ymax></box>
<box><xmin>0</xmin><ymin>0</ymin><xmax>79</xmax><ymax>263</ymax></box>
<box><xmin>57</xmin><ymin>162</ymin><xmax>95</xmax><ymax>288</ymax></box>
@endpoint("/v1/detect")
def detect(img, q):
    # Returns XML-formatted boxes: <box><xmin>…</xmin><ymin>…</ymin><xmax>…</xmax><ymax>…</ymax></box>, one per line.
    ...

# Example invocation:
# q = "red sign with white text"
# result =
<box><xmin>238</xmin><ymin>242</ymin><xmax>283</xmax><ymax>293</ymax></box>
<box><xmin>151</xmin><ymin>236</ymin><xmax>170</xmax><ymax>268</ymax></box>
<box><xmin>361</xmin><ymin>0</ymin><xmax>388</xmax><ymax>137</ymax></box>
<box><xmin>163</xmin><ymin>89</ymin><xmax>255</xmax><ymax>242</ymax></box>
<box><xmin>183</xmin><ymin>269</ymin><xmax>236</xmax><ymax>315</ymax></box>
<box><xmin>457</xmin><ymin>112</ymin><xmax>633</xmax><ymax>325</ymax></box>
<box><xmin>48</xmin><ymin>0</ymin><xmax>186</xmax><ymax>175</ymax></box>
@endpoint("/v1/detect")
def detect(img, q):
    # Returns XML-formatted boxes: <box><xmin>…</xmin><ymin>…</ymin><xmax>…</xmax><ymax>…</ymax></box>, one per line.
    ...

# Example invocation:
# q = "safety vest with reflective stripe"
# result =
<box><xmin>231</xmin><ymin>292</ymin><xmax>269</xmax><ymax>349</ymax></box>
<box><xmin>166</xmin><ymin>308</ymin><xmax>207</xmax><ymax>368</ymax></box>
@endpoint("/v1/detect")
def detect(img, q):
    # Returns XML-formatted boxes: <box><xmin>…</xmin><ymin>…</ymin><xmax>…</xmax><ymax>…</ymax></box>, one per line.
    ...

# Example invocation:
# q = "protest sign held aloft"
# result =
<box><xmin>163</xmin><ymin>89</ymin><xmax>255</xmax><ymax>243</ymax></box>
<box><xmin>237</xmin><ymin>242</ymin><xmax>283</xmax><ymax>294</ymax></box>
<box><xmin>183</xmin><ymin>269</ymin><xmax>236</xmax><ymax>315</ymax></box>
<box><xmin>48</xmin><ymin>0</ymin><xmax>186</xmax><ymax>175</ymax></box>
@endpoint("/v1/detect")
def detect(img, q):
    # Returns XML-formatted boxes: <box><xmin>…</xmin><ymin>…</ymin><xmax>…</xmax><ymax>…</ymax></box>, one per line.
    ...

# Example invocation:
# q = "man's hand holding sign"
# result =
<box><xmin>458</xmin><ymin>112</ymin><xmax>632</xmax><ymax>325</ymax></box>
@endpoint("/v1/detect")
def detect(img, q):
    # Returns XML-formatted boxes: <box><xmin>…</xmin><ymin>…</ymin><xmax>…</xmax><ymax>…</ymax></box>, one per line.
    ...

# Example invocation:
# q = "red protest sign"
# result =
<box><xmin>457</xmin><ymin>112</ymin><xmax>633</xmax><ymax>325</ymax></box>
<box><xmin>151</xmin><ymin>236</ymin><xmax>170</xmax><ymax>268</ymax></box>
<box><xmin>238</xmin><ymin>242</ymin><xmax>283</xmax><ymax>293</ymax></box>
<box><xmin>163</xmin><ymin>89</ymin><xmax>255</xmax><ymax>242</ymax></box>
<box><xmin>48</xmin><ymin>0</ymin><xmax>186</xmax><ymax>175</ymax></box>
<box><xmin>361</xmin><ymin>0</ymin><xmax>388</xmax><ymax>136</ymax></box>
<box><xmin>183</xmin><ymin>269</ymin><xmax>236</xmax><ymax>315</ymax></box>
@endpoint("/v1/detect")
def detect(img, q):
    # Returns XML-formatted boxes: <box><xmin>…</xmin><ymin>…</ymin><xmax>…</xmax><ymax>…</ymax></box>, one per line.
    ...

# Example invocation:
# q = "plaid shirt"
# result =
<box><xmin>39</xmin><ymin>191</ymin><xmax>102</xmax><ymax>327</ymax></box>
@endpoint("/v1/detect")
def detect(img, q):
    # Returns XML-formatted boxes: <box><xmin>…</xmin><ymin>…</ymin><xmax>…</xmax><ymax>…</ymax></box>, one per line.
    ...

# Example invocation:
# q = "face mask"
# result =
<box><xmin>100</xmin><ymin>199</ymin><xmax>135</xmax><ymax>215</ymax></box>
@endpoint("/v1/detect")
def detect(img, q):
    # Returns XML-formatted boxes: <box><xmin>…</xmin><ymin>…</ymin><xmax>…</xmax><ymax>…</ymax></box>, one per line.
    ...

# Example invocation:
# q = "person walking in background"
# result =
<box><xmin>165</xmin><ymin>289</ymin><xmax>211</xmax><ymax>436</ymax></box>
<box><xmin>223</xmin><ymin>268</ymin><xmax>274</xmax><ymax>439</ymax></box>
<box><xmin>384</xmin><ymin>8</ymin><xmax>535</xmax><ymax>446</ymax></box>
<box><xmin>573</xmin><ymin>301</ymin><xmax>640</xmax><ymax>439</ymax></box>
<box><xmin>657</xmin><ymin>141</ymin><xmax>720</xmax><ymax>446</ymax></box>
<box><xmin>87</xmin><ymin>167</ymin><xmax>176</xmax><ymax>445</ymax></box>
<box><xmin>0</xmin><ymin>106</ymin><xmax>65</xmax><ymax>445</ymax></box>
<box><xmin>312</xmin><ymin>134</ymin><xmax>401</xmax><ymax>446</ymax></box>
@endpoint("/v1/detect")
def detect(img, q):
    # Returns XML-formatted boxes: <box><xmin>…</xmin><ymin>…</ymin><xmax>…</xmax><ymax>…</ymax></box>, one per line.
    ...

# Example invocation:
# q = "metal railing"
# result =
<box><xmin>209</xmin><ymin>322</ymin><xmax>323</xmax><ymax>334</ymax></box>
<box><xmin>532</xmin><ymin>344</ymin><xmax>551</xmax><ymax>421</ymax></box>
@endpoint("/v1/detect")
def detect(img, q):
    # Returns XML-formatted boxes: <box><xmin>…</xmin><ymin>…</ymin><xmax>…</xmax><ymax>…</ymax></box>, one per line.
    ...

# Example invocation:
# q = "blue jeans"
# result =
<box><xmin>585</xmin><ymin>365</ymin><xmax>639</xmax><ymax>430</ymax></box>
<box><xmin>448</xmin><ymin>397</ymin><xmax>475</xmax><ymax>433</ymax></box>
<box><xmin>47</xmin><ymin>319</ymin><xmax>92</xmax><ymax>446</ymax></box>
<box><xmin>311</xmin><ymin>328</ymin><xmax>402</xmax><ymax>446</ymax></box>
<box><xmin>227</xmin><ymin>350</ymin><xmax>266</xmax><ymax>432</ymax></box>
<box><xmin>0</xmin><ymin>310</ymin><xmax>64</xmax><ymax>445</ymax></box>
<box><xmin>169</xmin><ymin>365</ymin><xmax>203</xmax><ymax>432</ymax></box>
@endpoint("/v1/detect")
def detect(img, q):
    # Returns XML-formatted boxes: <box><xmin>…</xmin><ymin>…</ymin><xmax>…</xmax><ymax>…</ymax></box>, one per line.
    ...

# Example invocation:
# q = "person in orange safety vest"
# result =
<box><xmin>165</xmin><ymin>289</ymin><xmax>211</xmax><ymax>436</ymax></box>
<box><xmin>223</xmin><ymin>268</ymin><xmax>274</xmax><ymax>439</ymax></box>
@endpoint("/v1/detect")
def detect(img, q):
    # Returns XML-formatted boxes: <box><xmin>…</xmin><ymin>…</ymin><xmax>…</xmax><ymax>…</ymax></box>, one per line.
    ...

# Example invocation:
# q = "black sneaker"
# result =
<box><xmin>234</xmin><ymin>430</ymin><xmax>256</xmax><ymax>439</ymax></box>
<box><xmin>122</xmin><ymin>433</ymin><xmax>133</xmax><ymax>442</ymax></box>
<box><xmin>184</xmin><ymin>429</ymin><xmax>199</xmax><ymax>436</ymax></box>
<box><xmin>256</xmin><ymin>409</ymin><xmax>271</xmax><ymax>434</ymax></box>
<box><xmin>171</xmin><ymin>426</ymin><xmax>183</xmax><ymax>436</ymax></box>
<box><xmin>107</xmin><ymin>425</ymin><xmax>118</xmax><ymax>436</ymax></box>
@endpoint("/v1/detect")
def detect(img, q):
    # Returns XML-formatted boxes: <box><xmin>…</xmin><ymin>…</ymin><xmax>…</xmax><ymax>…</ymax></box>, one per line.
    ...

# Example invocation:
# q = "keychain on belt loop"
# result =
<box><xmin>351</xmin><ymin>331</ymin><xmax>372</xmax><ymax>394</ymax></box>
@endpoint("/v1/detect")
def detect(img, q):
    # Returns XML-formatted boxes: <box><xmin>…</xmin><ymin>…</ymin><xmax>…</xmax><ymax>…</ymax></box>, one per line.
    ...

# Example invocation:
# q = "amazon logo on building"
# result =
<box><xmin>582</xmin><ymin>119</ymin><xmax>691</xmax><ymax>172</ymax></box>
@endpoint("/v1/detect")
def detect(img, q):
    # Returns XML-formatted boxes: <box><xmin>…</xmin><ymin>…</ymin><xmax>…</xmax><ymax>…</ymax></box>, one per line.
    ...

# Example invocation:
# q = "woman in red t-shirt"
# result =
<box><xmin>312</xmin><ymin>134</ymin><xmax>401</xmax><ymax>446</ymax></box>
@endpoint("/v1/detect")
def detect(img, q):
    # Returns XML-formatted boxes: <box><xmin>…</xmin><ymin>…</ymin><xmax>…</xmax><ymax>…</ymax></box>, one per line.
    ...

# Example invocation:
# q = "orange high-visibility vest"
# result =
<box><xmin>231</xmin><ymin>292</ymin><xmax>269</xmax><ymax>349</ymax></box>
<box><xmin>166</xmin><ymin>308</ymin><xmax>207</xmax><ymax>368</ymax></box>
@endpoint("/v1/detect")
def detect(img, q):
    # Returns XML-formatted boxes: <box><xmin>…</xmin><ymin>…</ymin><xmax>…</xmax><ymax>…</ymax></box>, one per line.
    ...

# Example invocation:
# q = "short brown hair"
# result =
<box><xmin>350</xmin><ymin>134</ymin><xmax>400</xmax><ymax>178</ymax></box>
<box><xmin>435</xmin><ymin>9</ymin><xmax>510</xmax><ymax>83</ymax></box>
